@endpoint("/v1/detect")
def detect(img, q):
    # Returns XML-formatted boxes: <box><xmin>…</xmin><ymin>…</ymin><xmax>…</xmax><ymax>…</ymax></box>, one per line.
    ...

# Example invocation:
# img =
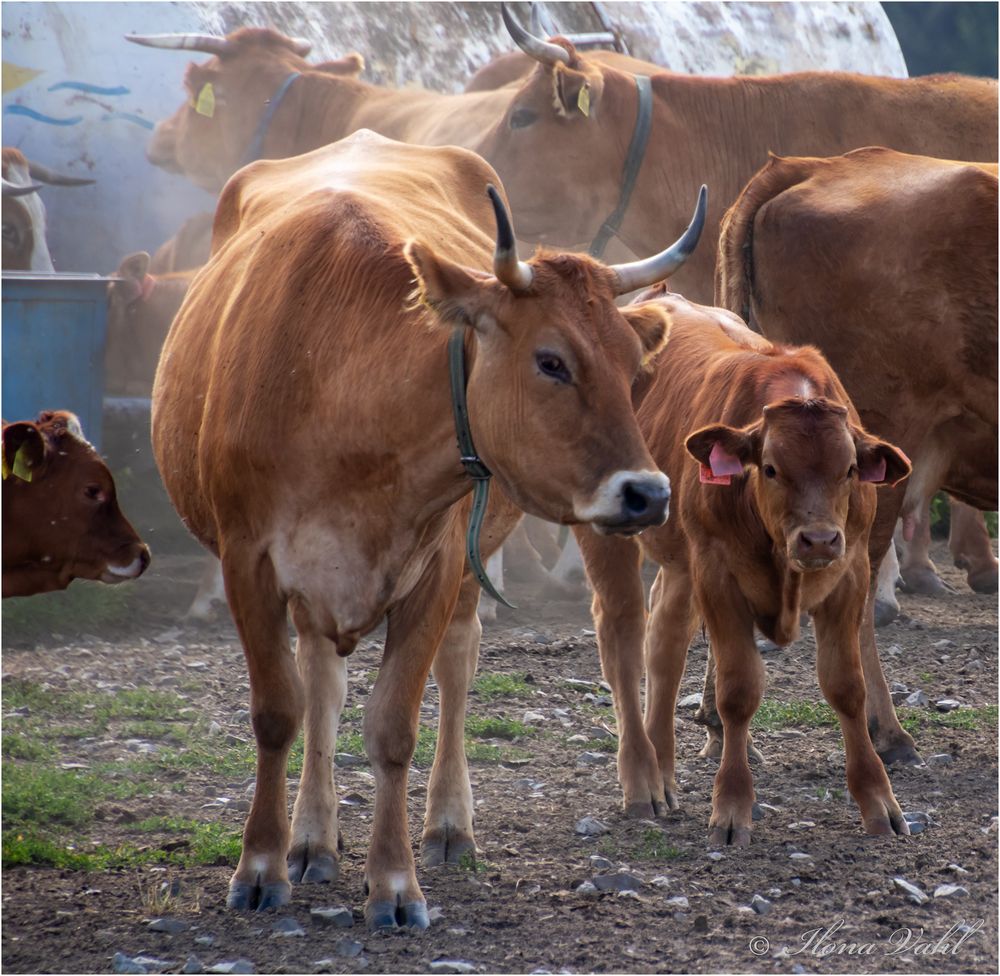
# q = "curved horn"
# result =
<box><xmin>287</xmin><ymin>37</ymin><xmax>313</xmax><ymax>56</ymax></box>
<box><xmin>610</xmin><ymin>185</ymin><xmax>708</xmax><ymax>296</ymax></box>
<box><xmin>2</xmin><ymin>178</ymin><xmax>42</xmax><ymax>197</ymax></box>
<box><xmin>27</xmin><ymin>162</ymin><xmax>95</xmax><ymax>187</ymax></box>
<box><xmin>487</xmin><ymin>184</ymin><xmax>533</xmax><ymax>293</ymax></box>
<box><xmin>125</xmin><ymin>33</ymin><xmax>231</xmax><ymax>56</ymax></box>
<box><xmin>502</xmin><ymin>1</ymin><xmax>569</xmax><ymax>67</ymax></box>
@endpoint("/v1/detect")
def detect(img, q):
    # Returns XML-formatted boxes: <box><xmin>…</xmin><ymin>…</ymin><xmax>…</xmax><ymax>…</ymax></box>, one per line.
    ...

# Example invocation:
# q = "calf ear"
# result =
<box><xmin>2</xmin><ymin>423</ymin><xmax>47</xmax><ymax>482</ymax></box>
<box><xmin>854</xmin><ymin>432</ymin><xmax>911</xmax><ymax>487</ymax></box>
<box><xmin>404</xmin><ymin>240</ymin><xmax>501</xmax><ymax>336</ymax></box>
<box><xmin>620</xmin><ymin>301</ymin><xmax>672</xmax><ymax>368</ymax></box>
<box><xmin>686</xmin><ymin>423</ymin><xmax>760</xmax><ymax>476</ymax></box>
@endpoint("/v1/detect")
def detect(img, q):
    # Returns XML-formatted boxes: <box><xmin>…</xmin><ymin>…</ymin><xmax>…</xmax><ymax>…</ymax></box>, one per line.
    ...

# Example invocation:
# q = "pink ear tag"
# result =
<box><xmin>699</xmin><ymin>464</ymin><xmax>731</xmax><ymax>486</ymax></box>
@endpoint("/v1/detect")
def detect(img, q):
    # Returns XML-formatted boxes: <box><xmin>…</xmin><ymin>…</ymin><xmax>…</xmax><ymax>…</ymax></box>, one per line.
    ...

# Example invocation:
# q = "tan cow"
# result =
<box><xmin>148</xmin><ymin>211</ymin><xmax>213</xmax><ymax>274</ymax></box>
<box><xmin>152</xmin><ymin>130</ymin><xmax>705</xmax><ymax>924</ymax></box>
<box><xmin>3</xmin><ymin>411</ymin><xmax>150</xmax><ymax>596</ymax></box>
<box><xmin>573</xmin><ymin>293</ymin><xmax>910</xmax><ymax>840</ymax></box>
<box><xmin>716</xmin><ymin>147</ymin><xmax>997</xmax><ymax>765</ymax></box>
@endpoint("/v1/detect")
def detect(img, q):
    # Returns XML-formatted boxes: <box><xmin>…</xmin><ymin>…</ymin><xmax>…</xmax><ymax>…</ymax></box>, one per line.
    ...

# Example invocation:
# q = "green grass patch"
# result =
<box><xmin>1</xmin><ymin>734</ymin><xmax>55</xmax><ymax>762</ymax></box>
<box><xmin>600</xmin><ymin>828</ymin><xmax>682</xmax><ymax>862</ymax></box>
<box><xmin>472</xmin><ymin>672</ymin><xmax>532</xmax><ymax>700</ymax></box>
<box><xmin>1</xmin><ymin>580</ymin><xmax>136</xmax><ymax>644</ymax></box>
<box><xmin>2</xmin><ymin>763</ymin><xmax>136</xmax><ymax>829</ymax></box>
<box><xmin>577</xmin><ymin>737</ymin><xmax>617</xmax><ymax>753</ymax></box>
<box><xmin>752</xmin><ymin>699</ymin><xmax>838</xmax><ymax>729</ymax></box>
<box><xmin>465</xmin><ymin>715</ymin><xmax>532</xmax><ymax>741</ymax></box>
<box><xmin>900</xmin><ymin>704</ymin><xmax>998</xmax><ymax>734</ymax></box>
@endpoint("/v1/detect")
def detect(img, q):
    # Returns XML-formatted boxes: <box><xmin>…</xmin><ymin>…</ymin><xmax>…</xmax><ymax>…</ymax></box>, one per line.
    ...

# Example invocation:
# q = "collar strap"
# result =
<box><xmin>448</xmin><ymin>327</ymin><xmax>516</xmax><ymax>609</ymax></box>
<box><xmin>242</xmin><ymin>72</ymin><xmax>301</xmax><ymax>166</ymax></box>
<box><xmin>588</xmin><ymin>74</ymin><xmax>653</xmax><ymax>260</ymax></box>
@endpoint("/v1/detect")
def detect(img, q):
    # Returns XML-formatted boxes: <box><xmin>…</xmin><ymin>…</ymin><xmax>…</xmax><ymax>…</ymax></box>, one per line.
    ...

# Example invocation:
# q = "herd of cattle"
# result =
<box><xmin>2</xmin><ymin>5</ymin><xmax>997</xmax><ymax>930</ymax></box>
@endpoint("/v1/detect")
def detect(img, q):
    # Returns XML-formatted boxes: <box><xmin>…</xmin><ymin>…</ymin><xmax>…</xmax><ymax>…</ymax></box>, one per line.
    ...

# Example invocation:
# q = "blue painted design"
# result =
<box><xmin>101</xmin><ymin>112</ymin><xmax>154</xmax><ymax>130</ymax></box>
<box><xmin>48</xmin><ymin>81</ymin><xmax>130</xmax><ymax>96</ymax></box>
<box><xmin>4</xmin><ymin>105</ymin><xmax>82</xmax><ymax>126</ymax></box>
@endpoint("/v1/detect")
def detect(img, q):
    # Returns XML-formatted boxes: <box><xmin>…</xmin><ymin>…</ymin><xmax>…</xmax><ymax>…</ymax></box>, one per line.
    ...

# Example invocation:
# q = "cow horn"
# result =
<box><xmin>2</xmin><ymin>178</ymin><xmax>42</xmax><ymax>197</ymax></box>
<box><xmin>610</xmin><ymin>185</ymin><xmax>708</xmax><ymax>295</ymax></box>
<box><xmin>502</xmin><ymin>2</ymin><xmax>570</xmax><ymax>67</ymax></box>
<box><xmin>287</xmin><ymin>37</ymin><xmax>313</xmax><ymax>56</ymax></box>
<box><xmin>487</xmin><ymin>184</ymin><xmax>533</xmax><ymax>293</ymax></box>
<box><xmin>27</xmin><ymin>162</ymin><xmax>95</xmax><ymax>187</ymax></box>
<box><xmin>125</xmin><ymin>33</ymin><xmax>232</xmax><ymax>55</ymax></box>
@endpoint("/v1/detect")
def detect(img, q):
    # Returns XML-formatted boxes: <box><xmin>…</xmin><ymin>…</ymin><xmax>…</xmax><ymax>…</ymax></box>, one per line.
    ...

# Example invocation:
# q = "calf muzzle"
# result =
<box><xmin>789</xmin><ymin>526</ymin><xmax>844</xmax><ymax>570</ymax></box>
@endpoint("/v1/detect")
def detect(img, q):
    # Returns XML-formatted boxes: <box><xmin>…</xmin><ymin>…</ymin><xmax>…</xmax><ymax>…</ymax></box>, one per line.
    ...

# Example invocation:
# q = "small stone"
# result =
<box><xmin>112</xmin><ymin>954</ymin><xmax>148</xmax><ymax>974</ymax></box>
<box><xmin>207</xmin><ymin>721</ymin><xmax>224</xmax><ymax>736</ymax></box>
<box><xmin>182</xmin><ymin>956</ymin><xmax>203</xmax><ymax>975</ymax></box>
<box><xmin>926</xmin><ymin>753</ymin><xmax>953</xmax><ymax>766</ymax></box>
<box><xmin>751</xmin><ymin>803</ymin><xmax>765</xmax><ymax>821</ymax></box>
<box><xmin>272</xmin><ymin>917</ymin><xmax>306</xmax><ymax>937</ymax></box>
<box><xmin>310</xmin><ymin>906</ymin><xmax>353</xmax><ymax>928</ymax></box>
<box><xmin>893</xmin><ymin>877</ymin><xmax>928</xmax><ymax>905</ymax></box>
<box><xmin>904</xmin><ymin>691</ymin><xmax>929</xmax><ymax>708</ymax></box>
<box><xmin>588</xmin><ymin>726</ymin><xmax>616</xmax><ymax>741</ymax></box>
<box><xmin>209</xmin><ymin>963</ymin><xmax>254</xmax><ymax>975</ymax></box>
<box><xmin>935</xmin><ymin>699</ymin><xmax>961</xmax><ymax>712</ymax></box>
<box><xmin>575</xmin><ymin>881</ymin><xmax>599</xmax><ymax>897</ymax></box>
<box><xmin>567</xmin><ymin>734</ymin><xmax>588</xmax><ymax>743</ymax></box>
<box><xmin>589</xmin><ymin>855</ymin><xmax>614</xmax><ymax>870</ymax></box>
<box><xmin>577</xmin><ymin>751</ymin><xmax>610</xmax><ymax>766</ymax></box>
<box><xmin>692</xmin><ymin>915</ymin><xmax>709</xmax><ymax>933</ymax></box>
<box><xmin>575</xmin><ymin>816</ymin><xmax>609</xmax><ymax>836</ymax></box>
<box><xmin>933</xmin><ymin>884</ymin><xmax>969</xmax><ymax>898</ymax></box>
<box><xmin>932</xmin><ymin>639</ymin><xmax>955</xmax><ymax>650</ymax></box>
<box><xmin>194</xmin><ymin>935</ymin><xmax>215</xmax><ymax>947</ymax></box>
<box><xmin>665</xmin><ymin>895</ymin><xmax>689</xmax><ymax>909</ymax></box>
<box><xmin>148</xmin><ymin>917</ymin><xmax>190</xmax><ymax>934</ymax></box>
<box><xmin>592</xmin><ymin>872</ymin><xmax>642</xmax><ymax>892</ymax></box>
<box><xmin>889</xmin><ymin>681</ymin><xmax>908</xmax><ymax>694</ymax></box>
<box><xmin>334</xmin><ymin>753</ymin><xmax>365</xmax><ymax>768</ymax></box>
<box><xmin>948</xmin><ymin>863</ymin><xmax>969</xmax><ymax>874</ymax></box>
<box><xmin>787</xmin><ymin>821</ymin><xmax>815</xmax><ymax>830</ymax></box>
<box><xmin>750</xmin><ymin>894</ymin><xmax>771</xmax><ymax>915</ymax></box>
<box><xmin>337</xmin><ymin>938</ymin><xmax>364</xmax><ymax>958</ymax></box>
<box><xmin>677</xmin><ymin>693</ymin><xmax>702</xmax><ymax>710</ymax></box>
<box><xmin>565</xmin><ymin>678</ymin><xmax>597</xmax><ymax>691</ymax></box>
<box><xmin>789</xmin><ymin>852</ymin><xmax>812</xmax><ymax>861</ymax></box>
<box><xmin>707</xmin><ymin>851</ymin><xmax>724</xmax><ymax>861</ymax></box>
<box><xmin>133</xmin><ymin>958</ymin><xmax>174</xmax><ymax>974</ymax></box>
<box><xmin>429</xmin><ymin>960</ymin><xmax>476</xmax><ymax>974</ymax></box>
<box><xmin>522</xmin><ymin>711</ymin><xmax>546</xmax><ymax>724</ymax></box>
<box><xmin>961</xmin><ymin>659</ymin><xmax>984</xmax><ymax>673</ymax></box>
<box><xmin>428</xmin><ymin>906</ymin><xmax>445</xmax><ymax>922</ymax></box>
<box><xmin>903</xmin><ymin>810</ymin><xmax>931</xmax><ymax>825</ymax></box>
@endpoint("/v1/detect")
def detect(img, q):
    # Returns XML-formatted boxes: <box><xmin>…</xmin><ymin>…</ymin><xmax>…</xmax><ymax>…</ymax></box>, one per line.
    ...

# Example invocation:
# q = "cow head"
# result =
<box><xmin>2</xmin><ymin>412</ymin><xmax>150</xmax><ymax>597</ymax></box>
<box><xmin>127</xmin><ymin>28</ymin><xmax>364</xmax><ymax>192</ymax></box>
<box><xmin>403</xmin><ymin>184</ymin><xmax>706</xmax><ymax>533</ymax></box>
<box><xmin>686</xmin><ymin>398</ymin><xmax>910</xmax><ymax>571</ymax></box>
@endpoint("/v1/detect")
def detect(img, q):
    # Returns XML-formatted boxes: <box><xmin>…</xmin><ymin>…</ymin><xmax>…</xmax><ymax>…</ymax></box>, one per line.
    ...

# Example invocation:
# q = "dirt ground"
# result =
<box><xmin>2</xmin><ymin>541</ymin><xmax>997</xmax><ymax>975</ymax></box>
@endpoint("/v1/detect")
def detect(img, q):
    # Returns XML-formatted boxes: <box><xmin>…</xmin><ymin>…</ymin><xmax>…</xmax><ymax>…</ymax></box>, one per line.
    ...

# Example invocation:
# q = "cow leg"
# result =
<box><xmin>224</xmin><ymin>551</ymin><xmax>303</xmax><ymax>911</ymax></box>
<box><xmin>576</xmin><ymin>527</ymin><xmax>665</xmax><ymax>818</ymax></box>
<box><xmin>949</xmin><ymin>500</ymin><xmax>998</xmax><ymax>594</ymax></box>
<box><xmin>695</xmin><ymin>649</ymin><xmax>764</xmax><ymax>764</ymax></box>
<box><xmin>185</xmin><ymin>555</ymin><xmax>226</xmax><ymax>620</ymax></box>
<box><xmin>812</xmin><ymin>583</ymin><xmax>908</xmax><ymax>837</ymax></box>
<box><xmin>476</xmin><ymin>549</ymin><xmax>502</xmax><ymax>623</ymax></box>
<box><xmin>897</xmin><ymin>501</ymin><xmax>947</xmax><ymax>596</ymax></box>
<box><xmin>286</xmin><ymin>604</ymin><xmax>348</xmax><ymax>886</ymax></box>
<box><xmin>363</xmin><ymin>546</ymin><xmax>464</xmax><ymax>930</ymax></box>
<box><xmin>423</xmin><ymin>570</ymin><xmax>481</xmax><ymax>867</ymax></box>
<box><xmin>642</xmin><ymin>563</ymin><xmax>696</xmax><ymax>810</ymax></box>
<box><xmin>873</xmin><ymin>542</ymin><xmax>901</xmax><ymax>627</ymax></box>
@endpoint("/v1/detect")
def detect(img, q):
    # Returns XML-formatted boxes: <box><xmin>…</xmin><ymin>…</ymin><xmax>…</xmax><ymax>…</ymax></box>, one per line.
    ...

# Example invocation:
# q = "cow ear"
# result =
<box><xmin>315</xmin><ymin>52</ymin><xmax>364</xmax><ymax>77</ymax></box>
<box><xmin>554</xmin><ymin>65</ymin><xmax>602</xmax><ymax>119</ymax></box>
<box><xmin>2</xmin><ymin>422</ymin><xmax>48</xmax><ymax>482</ymax></box>
<box><xmin>117</xmin><ymin>251</ymin><xmax>150</xmax><ymax>281</ymax></box>
<box><xmin>686</xmin><ymin>423</ymin><xmax>760</xmax><ymax>475</ymax></box>
<box><xmin>404</xmin><ymin>240</ymin><xmax>500</xmax><ymax>336</ymax></box>
<box><xmin>620</xmin><ymin>301</ymin><xmax>672</xmax><ymax>368</ymax></box>
<box><xmin>854</xmin><ymin>430</ymin><xmax>911</xmax><ymax>487</ymax></box>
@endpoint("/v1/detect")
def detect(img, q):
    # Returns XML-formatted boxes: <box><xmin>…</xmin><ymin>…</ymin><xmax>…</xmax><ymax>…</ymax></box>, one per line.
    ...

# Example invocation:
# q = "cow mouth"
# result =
<box><xmin>101</xmin><ymin>551</ymin><xmax>150</xmax><ymax>583</ymax></box>
<box><xmin>789</xmin><ymin>555</ymin><xmax>840</xmax><ymax>573</ymax></box>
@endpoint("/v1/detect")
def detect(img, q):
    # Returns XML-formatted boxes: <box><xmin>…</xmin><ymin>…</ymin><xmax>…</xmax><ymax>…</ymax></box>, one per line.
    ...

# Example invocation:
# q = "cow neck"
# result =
<box><xmin>588</xmin><ymin>74</ymin><xmax>653</xmax><ymax>260</ymax></box>
<box><xmin>241</xmin><ymin>72</ymin><xmax>301</xmax><ymax>166</ymax></box>
<box><xmin>448</xmin><ymin>327</ymin><xmax>516</xmax><ymax>609</ymax></box>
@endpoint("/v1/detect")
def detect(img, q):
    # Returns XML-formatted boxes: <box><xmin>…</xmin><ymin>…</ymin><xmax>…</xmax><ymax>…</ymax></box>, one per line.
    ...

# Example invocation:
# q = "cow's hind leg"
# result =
<box><xmin>949</xmin><ymin>500</ymin><xmax>998</xmax><ymax>594</ymax></box>
<box><xmin>224</xmin><ymin>549</ymin><xmax>303</xmax><ymax>911</ymax></box>
<box><xmin>286</xmin><ymin>603</ymin><xmax>348</xmax><ymax>885</ymax></box>
<box><xmin>423</xmin><ymin>569</ymin><xmax>481</xmax><ymax>867</ymax></box>
<box><xmin>695</xmin><ymin>649</ymin><xmax>765</xmax><ymax>764</ymax></box>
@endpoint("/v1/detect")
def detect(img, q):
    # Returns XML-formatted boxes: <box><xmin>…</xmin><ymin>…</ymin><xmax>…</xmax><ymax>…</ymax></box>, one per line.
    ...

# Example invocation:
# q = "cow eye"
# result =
<box><xmin>535</xmin><ymin>351</ymin><xmax>570</xmax><ymax>384</ymax></box>
<box><xmin>84</xmin><ymin>484</ymin><xmax>104</xmax><ymax>502</ymax></box>
<box><xmin>763</xmin><ymin>464</ymin><xmax>777</xmax><ymax>479</ymax></box>
<box><xmin>847</xmin><ymin>464</ymin><xmax>858</xmax><ymax>480</ymax></box>
<box><xmin>509</xmin><ymin>107</ymin><xmax>538</xmax><ymax>130</ymax></box>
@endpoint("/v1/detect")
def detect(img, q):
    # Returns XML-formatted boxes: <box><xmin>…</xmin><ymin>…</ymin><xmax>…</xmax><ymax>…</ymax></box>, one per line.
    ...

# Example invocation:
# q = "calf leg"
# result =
<box><xmin>695</xmin><ymin>650</ymin><xmax>764</xmax><ymax>764</ymax></box>
<box><xmin>949</xmin><ymin>500</ymin><xmax>998</xmax><ymax>594</ymax></box>
<box><xmin>286</xmin><ymin>605</ymin><xmax>348</xmax><ymax>886</ymax></box>
<box><xmin>223</xmin><ymin>549</ymin><xmax>303</xmax><ymax>911</ymax></box>
<box><xmin>576</xmin><ymin>527</ymin><xmax>665</xmax><ymax>818</ymax></box>
<box><xmin>363</xmin><ymin>545</ymin><xmax>464</xmax><ymax>930</ymax></box>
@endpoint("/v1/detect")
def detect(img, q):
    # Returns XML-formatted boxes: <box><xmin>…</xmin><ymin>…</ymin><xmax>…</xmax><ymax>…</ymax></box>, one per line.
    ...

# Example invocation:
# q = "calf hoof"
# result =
<box><xmin>227</xmin><ymin>879</ymin><xmax>291</xmax><ymax>912</ymax></box>
<box><xmin>876</xmin><ymin>738</ymin><xmax>923</xmax><ymax>767</ymax></box>
<box><xmin>422</xmin><ymin>824</ymin><xmax>476</xmax><ymax>867</ymax></box>
<box><xmin>367</xmin><ymin>898</ymin><xmax>430</xmax><ymax>931</ymax></box>
<box><xmin>708</xmin><ymin>823</ymin><xmax>751</xmax><ymax>847</ymax></box>
<box><xmin>698</xmin><ymin>730</ymin><xmax>764</xmax><ymax>765</ymax></box>
<box><xmin>873</xmin><ymin>598</ymin><xmax>899</xmax><ymax>628</ymax></box>
<box><xmin>966</xmin><ymin>566</ymin><xmax>998</xmax><ymax>594</ymax></box>
<box><xmin>287</xmin><ymin>843</ymin><xmax>339</xmax><ymax>884</ymax></box>
<box><xmin>863</xmin><ymin>805</ymin><xmax>910</xmax><ymax>837</ymax></box>
<box><xmin>899</xmin><ymin>567</ymin><xmax>948</xmax><ymax>597</ymax></box>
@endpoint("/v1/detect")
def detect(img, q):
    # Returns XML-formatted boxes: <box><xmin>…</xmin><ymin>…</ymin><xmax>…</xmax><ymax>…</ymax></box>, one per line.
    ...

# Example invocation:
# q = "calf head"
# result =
<box><xmin>404</xmin><ymin>184</ymin><xmax>707</xmax><ymax>534</ymax></box>
<box><xmin>686</xmin><ymin>397</ymin><xmax>910</xmax><ymax>571</ymax></box>
<box><xmin>2</xmin><ymin>412</ymin><xmax>150</xmax><ymax>596</ymax></box>
<box><xmin>127</xmin><ymin>28</ymin><xmax>364</xmax><ymax>192</ymax></box>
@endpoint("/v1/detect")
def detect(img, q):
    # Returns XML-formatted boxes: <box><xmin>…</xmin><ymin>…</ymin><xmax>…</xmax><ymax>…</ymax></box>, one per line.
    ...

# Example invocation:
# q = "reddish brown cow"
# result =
<box><xmin>2</xmin><ymin>411</ymin><xmax>150</xmax><ymax>597</ymax></box>
<box><xmin>151</xmin><ymin>130</ymin><xmax>703</xmax><ymax>924</ymax></box>
<box><xmin>573</xmin><ymin>293</ymin><xmax>910</xmax><ymax>842</ymax></box>
<box><xmin>716</xmin><ymin>147</ymin><xmax>997</xmax><ymax>764</ymax></box>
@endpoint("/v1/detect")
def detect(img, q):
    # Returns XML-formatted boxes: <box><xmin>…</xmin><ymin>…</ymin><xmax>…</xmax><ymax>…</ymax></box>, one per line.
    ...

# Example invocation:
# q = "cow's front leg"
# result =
<box><xmin>287</xmin><ymin>605</ymin><xmax>348</xmax><ymax>885</ymax></box>
<box><xmin>224</xmin><ymin>552</ymin><xmax>303</xmax><ymax>911</ymax></box>
<box><xmin>577</xmin><ymin>527</ymin><xmax>666</xmax><ymax>818</ymax></box>
<box><xmin>813</xmin><ymin>576</ymin><xmax>909</xmax><ymax>837</ymax></box>
<box><xmin>364</xmin><ymin>546</ymin><xmax>464</xmax><ymax>930</ymax></box>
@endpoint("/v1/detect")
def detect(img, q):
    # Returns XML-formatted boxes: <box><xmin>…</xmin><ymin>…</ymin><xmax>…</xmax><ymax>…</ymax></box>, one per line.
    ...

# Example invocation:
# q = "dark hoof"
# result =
<box><xmin>422</xmin><ymin>825</ymin><xmax>476</xmax><ymax>868</ymax></box>
<box><xmin>227</xmin><ymin>879</ymin><xmax>291</xmax><ymax>912</ymax></box>
<box><xmin>966</xmin><ymin>568</ymin><xmax>998</xmax><ymax>594</ymax></box>
<box><xmin>864</xmin><ymin>810</ymin><xmax>910</xmax><ymax>837</ymax></box>
<box><xmin>625</xmin><ymin>800</ymin><xmax>655</xmax><ymax>819</ymax></box>
<box><xmin>877</xmin><ymin>740</ymin><xmax>923</xmax><ymax>767</ymax></box>
<box><xmin>287</xmin><ymin>844</ymin><xmax>339</xmax><ymax>884</ymax></box>
<box><xmin>873</xmin><ymin>598</ymin><xmax>899</xmax><ymax>628</ymax></box>
<box><xmin>708</xmin><ymin>824</ymin><xmax>751</xmax><ymax>848</ymax></box>
<box><xmin>899</xmin><ymin>569</ymin><xmax>948</xmax><ymax>597</ymax></box>
<box><xmin>367</xmin><ymin>899</ymin><xmax>430</xmax><ymax>930</ymax></box>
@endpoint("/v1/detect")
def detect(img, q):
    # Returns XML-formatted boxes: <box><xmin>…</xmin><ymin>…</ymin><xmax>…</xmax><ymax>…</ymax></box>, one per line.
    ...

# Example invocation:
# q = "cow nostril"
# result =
<box><xmin>623</xmin><ymin>481</ymin><xmax>649</xmax><ymax>516</ymax></box>
<box><xmin>800</xmin><ymin>529</ymin><xmax>840</xmax><ymax>549</ymax></box>
<box><xmin>622</xmin><ymin>480</ymin><xmax>670</xmax><ymax>518</ymax></box>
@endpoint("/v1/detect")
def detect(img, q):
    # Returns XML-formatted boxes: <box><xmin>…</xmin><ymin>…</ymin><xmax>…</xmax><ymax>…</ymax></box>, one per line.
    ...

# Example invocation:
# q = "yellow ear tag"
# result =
<box><xmin>1</xmin><ymin>451</ymin><xmax>9</xmax><ymax>481</ymax></box>
<box><xmin>195</xmin><ymin>83</ymin><xmax>216</xmax><ymax>118</ymax></box>
<box><xmin>11</xmin><ymin>444</ymin><xmax>32</xmax><ymax>482</ymax></box>
<box><xmin>577</xmin><ymin>85</ymin><xmax>590</xmax><ymax>118</ymax></box>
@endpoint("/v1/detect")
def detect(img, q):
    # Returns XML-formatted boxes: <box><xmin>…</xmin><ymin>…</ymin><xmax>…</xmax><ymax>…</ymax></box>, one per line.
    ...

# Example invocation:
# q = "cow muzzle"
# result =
<box><xmin>101</xmin><ymin>545</ymin><xmax>152</xmax><ymax>584</ymax></box>
<box><xmin>788</xmin><ymin>525</ymin><xmax>844</xmax><ymax>571</ymax></box>
<box><xmin>576</xmin><ymin>471</ymin><xmax>671</xmax><ymax>535</ymax></box>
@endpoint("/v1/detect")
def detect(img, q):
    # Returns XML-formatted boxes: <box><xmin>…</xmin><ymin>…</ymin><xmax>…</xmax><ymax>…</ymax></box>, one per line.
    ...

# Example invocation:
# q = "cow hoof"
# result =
<box><xmin>287</xmin><ymin>844</ymin><xmax>339</xmax><ymax>884</ymax></box>
<box><xmin>877</xmin><ymin>739</ymin><xmax>923</xmax><ymax>767</ymax></box>
<box><xmin>873</xmin><ymin>598</ymin><xmax>899</xmax><ymax>628</ymax></box>
<box><xmin>863</xmin><ymin>808</ymin><xmax>909</xmax><ymax>837</ymax></box>
<box><xmin>966</xmin><ymin>567</ymin><xmax>998</xmax><ymax>594</ymax></box>
<box><xmin>227</xmin><ymin>879</ymin><xmax>291</xmax><ymax>912</ymax></box>
<box><xmin>899</xmin><ymin>568</ymin><xmax>948</xmax><ymax>596</ymax></box>
<box><xmin>422</xmin><ymin>825</ymin><xmax>476</xmax><ymax>867</ymax></box>
<box><xmin>708</xmin><ymin>823</ymin><xmax>751</xmax><ymax>848</ymax></box>
<box><xmin>367</xmin><ymin>898</ymin><xmax>430</xmax><ymax>931</ymax></box>
<box><xmin>698</xmin><ymin>732</ymin><xmax>723</xmax><ymax>760</ymax></box>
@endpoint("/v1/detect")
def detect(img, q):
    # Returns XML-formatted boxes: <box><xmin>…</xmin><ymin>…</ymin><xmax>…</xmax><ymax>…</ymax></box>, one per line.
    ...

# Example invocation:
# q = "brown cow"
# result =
<box><xmin>716</xmin><ymin>147</ymin><xmax>997</xmax><ymax>764</ymax></box>
<box><xmin>573</xmin><ymin>292</ymin><xmax>910</xmax><ymax>842</ymax></box>
<box><xmin>2</xmin><ymin>148</ymin><xmax>95</xmax><ymax>271</ymax></box>
<box><xmin>148</xmin><ymin>211</ymin><xmax>213</xmax><ymax>274</ymax></box>
<box><xmin>151</xmin><ymin>130</ymin><xmax>704</xmax><ymax>924</ymax></box>
<box><xmin>2</xmin><ymin>411</ymin><xmax>150</xmax><ymax>597</ymax></box>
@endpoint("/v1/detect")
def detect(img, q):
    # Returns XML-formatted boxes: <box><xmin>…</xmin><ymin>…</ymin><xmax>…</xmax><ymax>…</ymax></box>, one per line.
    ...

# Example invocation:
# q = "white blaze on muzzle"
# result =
<box><xmin>574</xmin><ymin>469</ymin><xmax>671</xmax><ymax>532</ymax></box>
